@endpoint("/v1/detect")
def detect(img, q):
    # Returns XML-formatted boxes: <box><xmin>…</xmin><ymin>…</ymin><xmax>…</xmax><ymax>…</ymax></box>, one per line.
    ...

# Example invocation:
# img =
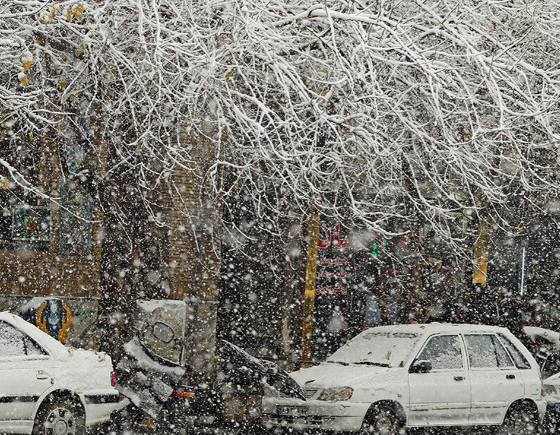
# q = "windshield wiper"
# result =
<box><xmin>327</xmin><ymin>361</ymin><xmax>349</xmax><ymax>366</ymax></box>
<box><xmin>353</xmin><ymin>362</ymin><xmax>390</xmax><ymax>367</ymax></box>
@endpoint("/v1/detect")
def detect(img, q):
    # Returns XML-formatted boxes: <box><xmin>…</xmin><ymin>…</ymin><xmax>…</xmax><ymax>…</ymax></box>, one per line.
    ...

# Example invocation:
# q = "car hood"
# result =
<box><xmin>545</xmin><ymin>372</ymin><xmax>560</xmax><ymax>386</ymax></box>
<box><xmin>544</xmin><ymin>372</ymin><xmax>560</xmax><ymax>402</ymax></box>
<box><xmin>292</xmin><ymin>362</ymin><xmax>396</xmax><ymax>389</ymax></box>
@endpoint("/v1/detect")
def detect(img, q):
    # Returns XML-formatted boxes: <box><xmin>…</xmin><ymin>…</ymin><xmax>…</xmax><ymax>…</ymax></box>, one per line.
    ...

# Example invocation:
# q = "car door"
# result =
<box><xmin>496</xmin><ymin>333</ymin><xmax>542</xmax><ymax>398</ymax></box>
<box><xmin>408</xmin><ymin>334</ymin><xmax>471</xmax><ymax>426</ymax></box>
<box><xmin>0</xmin><ymin>320</ymin><xmax>53</xmax><ymax>428</ymax></box>
<box><xmin>464</xmin><ymin>333</ymin><xmax>524</xmax><ymax>425</ymax></box>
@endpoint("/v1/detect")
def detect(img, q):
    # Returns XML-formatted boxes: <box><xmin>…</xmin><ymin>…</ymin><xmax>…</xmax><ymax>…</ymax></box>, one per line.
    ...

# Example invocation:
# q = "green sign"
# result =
<box><xmin>12</xmin><ymin>206</ymin><xmax>51</xmax><ymax>241</ymax></box>
<box><xmin>372</xmin><ymin>234</ymin><xmax>386</xmax><ymax>257</ymax></box>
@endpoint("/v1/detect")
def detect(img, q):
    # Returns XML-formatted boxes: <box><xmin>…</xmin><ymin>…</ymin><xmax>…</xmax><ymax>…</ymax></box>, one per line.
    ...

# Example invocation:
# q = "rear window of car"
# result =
<box><xmin>0</xmin><ymin>321</ymin><xmax>47</xmax><ymax>359</ymax></box>
<box><xmin>464</xmin><ymin>334</ymin><xmax>514</xmax><ymax>369</ymax></box>
<box><xmin>497</xmin><ymin>333</ymin><xmax>531</xmax><ymax>370</ymax></box>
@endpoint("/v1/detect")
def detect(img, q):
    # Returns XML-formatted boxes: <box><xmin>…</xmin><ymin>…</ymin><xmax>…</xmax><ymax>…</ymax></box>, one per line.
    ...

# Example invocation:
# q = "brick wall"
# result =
<box><xmin>0</xmin><ymin>131</ymin><xmax>103</xmax><ymax>299</ymax></box>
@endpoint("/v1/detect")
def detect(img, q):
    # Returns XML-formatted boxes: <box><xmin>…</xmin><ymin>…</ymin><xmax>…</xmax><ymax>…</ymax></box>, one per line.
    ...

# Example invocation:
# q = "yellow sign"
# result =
<box><xmin>473</xmin><ymin>222</ymin><xmax>490</xmax><ymax>286</ymax></box>
<box><xmin>301</xmin><ymin>212</ymin><xmax>320</xmax><ymax>363</ymax></box>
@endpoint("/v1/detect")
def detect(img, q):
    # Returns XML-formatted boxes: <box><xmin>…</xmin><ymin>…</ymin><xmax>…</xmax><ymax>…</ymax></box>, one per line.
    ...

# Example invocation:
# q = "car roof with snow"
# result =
<box><xmin>0</xmin><ymin>311</ymin><xmax>69</xmax><ymax>358</ymax></box>
<box><xmin>326</xmin><ymin>322</ymin><xmax>524</xmax><ymax>369</ymax></box>
<box><xmin>364</xmin><ymin>322</ymin><xmax>513</xmax><ymax>336</ymax></box>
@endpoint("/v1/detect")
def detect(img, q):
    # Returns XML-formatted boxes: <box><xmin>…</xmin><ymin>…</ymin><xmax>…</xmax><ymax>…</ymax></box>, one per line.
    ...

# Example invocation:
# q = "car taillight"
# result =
<box><xmin>111</xmin><ymin>372</ymin><xmax>116</xmax><ymax>387</ymax></box>
<box><xmin>172</xmin><ymin>386</ymin><xmax>196</xmax><ymax>398</ymax></box>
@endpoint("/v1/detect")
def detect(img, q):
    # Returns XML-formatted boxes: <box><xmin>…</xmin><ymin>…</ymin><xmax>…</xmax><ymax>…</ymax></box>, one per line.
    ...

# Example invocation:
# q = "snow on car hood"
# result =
<box><xmin>0</xmin><ymin>312</ymin><xmax>116</xmax><ymax>393</ymax></box>
<box><xmin>524</xmin><ymin>326</ymin><xmax>560</xmax><ymax>351</ymax></box>
<box><xmin>543</xmin><ymin>372</ymin><xmax>560</xmax><ymax>403</ymax></box>
<box><xmin>545</xmin><ymin>372</ymin><xmax>560</xmax><ymax>387</ymax></box>
<box><xmin>291</xmin><ymin>361</ymin><xmax>397</xmax><ymax>389</ymax></box>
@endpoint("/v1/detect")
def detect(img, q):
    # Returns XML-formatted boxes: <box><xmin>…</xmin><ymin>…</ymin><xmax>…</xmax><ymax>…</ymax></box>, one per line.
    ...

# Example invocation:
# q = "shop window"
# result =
<box><xmin>0</xmin><ymin>134</ymin><xmax>50</xmax><ymax>251</ymax></box>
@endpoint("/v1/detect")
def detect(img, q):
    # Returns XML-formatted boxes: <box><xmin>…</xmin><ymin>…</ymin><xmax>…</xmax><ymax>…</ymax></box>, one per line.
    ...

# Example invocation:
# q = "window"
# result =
<box><xmin>415</xmin><ymin>335</ymin><xmax>464</xmax><ymax>370</ymax></box>
<box><xmin>497</xmin><ymin>333</ymin><xmax>531</xmax><ymax>370</ymax></box>
<box><xmin>494</xmin><ymin>336</ymin><xmax>515</xmax><ymax>368</ymax></box>
<box><xmin>0</xmin><ymin>321</ymin><xmax>47</xmax><ymax>359</ymax></box>
<box><xmin>0</xmin><ymin>321</ymin><xmax>26</xmax><ymax>357</ymax></box>
<box><xmin>24</xmin><ymin>335</ymin><xmax>48</xmax><ymax>357</ymax></box>
<box><xmin>0</xmin><ymin>134</ymin><xmax>50</xmax><ymax>251</ymax></box>
<box><xmin>465</xmin><ymin>334</ymin><xmax>514</xmax><ymax>368</ymax></box>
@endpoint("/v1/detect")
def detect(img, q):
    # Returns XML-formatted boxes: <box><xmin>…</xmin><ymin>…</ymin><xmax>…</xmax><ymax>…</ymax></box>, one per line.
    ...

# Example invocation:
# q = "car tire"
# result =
<box><xmin>498</xmin><ymin>403</ymin><xmax>538</xmax><ymax>435</ymax></box>
<box><xmin>32</xmin><ymin>396</ymin><xmax>86</xmax><ymax>435</ymax></box>
<box><xmin>360</xmin><ymin>406</ymin><xmax>402</xmax><ymax>435</ymax></box>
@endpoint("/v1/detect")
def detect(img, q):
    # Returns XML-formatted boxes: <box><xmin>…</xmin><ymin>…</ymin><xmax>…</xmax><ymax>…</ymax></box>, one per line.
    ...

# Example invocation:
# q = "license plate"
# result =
<box><xmin>276</xmin><ymin>406</ymin><xmax>308</xmax><ymax>417</ymax></box>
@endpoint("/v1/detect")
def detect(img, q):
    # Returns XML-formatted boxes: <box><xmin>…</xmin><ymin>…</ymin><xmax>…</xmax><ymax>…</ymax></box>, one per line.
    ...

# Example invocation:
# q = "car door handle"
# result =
<box><xmin>506</xmin><ymin>374</ymin><xmax>516</xmax><ymax>380</ymax></box>
<box><xmin>454</xmin><ymin>376</ymin><xmax>464</xmax><ymax>381</ymax></box>
<box><xmin>36</xmin><ymin>371</ymin><xmax>49</xmax><ymax>380</ymax></box>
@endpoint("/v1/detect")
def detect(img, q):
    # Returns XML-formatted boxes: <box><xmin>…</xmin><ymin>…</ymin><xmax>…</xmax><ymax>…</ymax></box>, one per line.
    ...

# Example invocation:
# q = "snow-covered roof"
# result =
<box><xmin>0</xmin><ymin>311</ymin><xmax>112</xmax><ymax>367</ymax></box>
<box><xmin>364</xmin><ymin>322</ymin><xmax>512</xmax><ymax>336</ymax></box>
<box><xmin>327</xmin><ymin>322</ymin><xmax>516</xmax><ymax>368</ymax></box>
<box><xmin>0</xmin><ymin>311</ymin><xmax>68</xmax><ymax>358</ymax></box>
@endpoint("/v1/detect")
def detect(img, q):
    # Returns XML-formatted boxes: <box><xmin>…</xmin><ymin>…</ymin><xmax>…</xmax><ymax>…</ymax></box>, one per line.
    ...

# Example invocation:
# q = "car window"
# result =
<box><xmin>415</xmin><ymin>335</ymin><xmax>463</xmax><ymax>370</ymax></box>
<box><xmin>465</xmin><ymin>334</ymin><xmax>514</xmax><ymax>369</ymax></box>
<box><xmin>24</xmin><ymin>334</ymin><xmax>48</xmax><ymax>357</ymax></box>
<box><xmin>0</xmin><ymin>321</ymin><xmax>47</xmax><ymax>359</ymax></box>
<box><xmin>497</xmin><ymin>333</ymin><xmax>532</xmax><ymax>370</ymax></box>
<box><xmin>0</xmin><ymin>321</ymin><xmax>26</xmax><ymax>357</ymax></box>
<box><xmin>493</xmin><ymin>335</ymin><xmax>515</xmax><ymax>368</ymax></box>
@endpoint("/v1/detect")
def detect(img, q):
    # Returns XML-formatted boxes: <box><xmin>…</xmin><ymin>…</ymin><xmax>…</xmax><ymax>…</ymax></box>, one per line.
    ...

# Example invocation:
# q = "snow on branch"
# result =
<box><xmin>0</xmin><ymin>0</ymin><xmax>559</xmax><ymax>249</ymax></box>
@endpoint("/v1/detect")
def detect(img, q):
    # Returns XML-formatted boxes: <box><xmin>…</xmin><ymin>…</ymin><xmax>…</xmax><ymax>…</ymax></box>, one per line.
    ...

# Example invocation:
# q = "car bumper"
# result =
<box><xmin>261</xmin><ymin>396</ymin><xmax>369</xmax><ymax>432</ymax></box>
<box><xmin>81</xmin><ymin>391</ymin><xmax>121</xmax><ymax>427</ymax></box>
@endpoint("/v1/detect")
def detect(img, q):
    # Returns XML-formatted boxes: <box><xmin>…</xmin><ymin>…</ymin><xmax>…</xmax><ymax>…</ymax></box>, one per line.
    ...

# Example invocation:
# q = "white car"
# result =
<box><xmin>263</xmin><ymin>323</ymin><xmax>546</xmax><ymax>434</ymax></box>
<box><xmin>0</xmin><ymin>311</ymin><xmax>120</xmax><ymax>435</ymax></box>
<box><xmin>543</xmin><ymin>371</ymin><xmax>560</xmax><ymax>429</ymax></box>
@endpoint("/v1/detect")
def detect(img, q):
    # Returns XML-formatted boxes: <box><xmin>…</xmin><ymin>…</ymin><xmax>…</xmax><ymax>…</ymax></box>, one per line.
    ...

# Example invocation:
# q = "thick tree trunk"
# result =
<box><xmin>96</xmin><ymin>144</ymin><xmax>169</xmax><ymax>362</ymax></box>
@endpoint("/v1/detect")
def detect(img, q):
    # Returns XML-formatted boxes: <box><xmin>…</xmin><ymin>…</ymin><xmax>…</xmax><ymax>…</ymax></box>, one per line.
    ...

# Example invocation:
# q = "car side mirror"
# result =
<box><xmin>410</xmin><ymin>360</ymin><xmax>432</xmax><ymax>374</ymax></box>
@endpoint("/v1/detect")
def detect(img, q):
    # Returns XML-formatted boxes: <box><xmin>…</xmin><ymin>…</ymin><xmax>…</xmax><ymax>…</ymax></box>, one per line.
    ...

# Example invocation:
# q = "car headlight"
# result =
<box><xmin>318</xmin><ymin>387</ymin><xmax>353</xmax><ymax>401</ymax></box>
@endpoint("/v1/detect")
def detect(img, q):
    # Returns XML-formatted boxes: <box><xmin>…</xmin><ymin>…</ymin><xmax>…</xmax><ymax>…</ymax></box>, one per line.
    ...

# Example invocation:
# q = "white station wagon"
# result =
<box><xmin>263</xmin><ymin>323</ymin><xmax>546</xmax><ymax>434</ymax></box>
<box><xmin>0</xmin><ymin>312</ymin><xmax>120</xmax><ymax>435</ymax></box>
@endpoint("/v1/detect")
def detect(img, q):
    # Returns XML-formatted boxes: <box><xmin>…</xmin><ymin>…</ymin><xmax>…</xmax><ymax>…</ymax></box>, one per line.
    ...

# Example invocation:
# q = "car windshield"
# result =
<box><xmin>326</xmin><ymin>331</ymin><xmax>420</xmax><ymax>368</ymax></box>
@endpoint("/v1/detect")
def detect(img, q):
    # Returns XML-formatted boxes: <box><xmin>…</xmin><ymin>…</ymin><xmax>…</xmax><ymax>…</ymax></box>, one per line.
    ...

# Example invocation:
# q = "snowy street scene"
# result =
<box><xmin>3</xmin><ymin>0</ymin><xmax>560</xmax><ymax>434</ymax></box>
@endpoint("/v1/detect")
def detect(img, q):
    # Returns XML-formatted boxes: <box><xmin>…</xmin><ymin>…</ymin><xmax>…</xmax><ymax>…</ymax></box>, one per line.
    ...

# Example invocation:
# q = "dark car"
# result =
<box><xmin>94</xmin><ymin>300</ymin><xmax>303</xmax><ymax>434</ymax></box>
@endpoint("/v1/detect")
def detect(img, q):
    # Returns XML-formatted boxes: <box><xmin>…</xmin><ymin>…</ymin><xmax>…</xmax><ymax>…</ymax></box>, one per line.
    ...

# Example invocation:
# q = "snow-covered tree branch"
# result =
<box><xmin>1</xmin><ymin>0</ymin><xmax>560</xmax><ymax>265</ymax></box>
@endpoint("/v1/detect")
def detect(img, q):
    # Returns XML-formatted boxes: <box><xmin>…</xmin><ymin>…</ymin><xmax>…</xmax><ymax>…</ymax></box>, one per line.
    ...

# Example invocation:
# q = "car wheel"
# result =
<box><xmin>360</xmin><ymin>406</ymin><xmax>402</xmax><ymax>435</ymax></box>
<box><xmin>33</xmin><ymin>396</ymin><xmax>85</xmax><ymax>435</ymax></box>
<box><xmin>498</xmin><ymin>404</ymin><xmax>537</xmax><ymax>435</ymax></box>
